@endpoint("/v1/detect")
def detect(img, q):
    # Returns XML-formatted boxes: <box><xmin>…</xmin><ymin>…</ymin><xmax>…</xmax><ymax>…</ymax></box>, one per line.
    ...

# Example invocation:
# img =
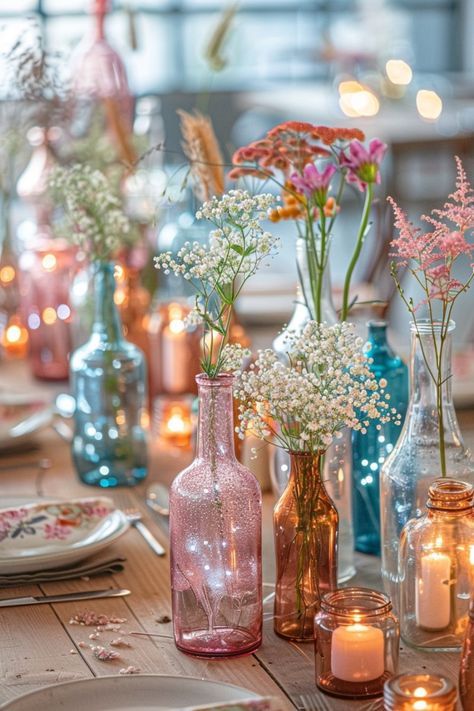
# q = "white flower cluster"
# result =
<box><xmin>235</xmin><ymin>321</ymin><xmax>398</xmax><ymax>453</ymax></box>
<box><xmin>155</xmin><ymin>191</ymin><xmax>278</xmax><ymax>286</ymax></box>
<box><xmin>154</xmin><ymin>190</ymin><xmax>279</xmax><ymax>377</ymax></box>
<box><xmin>49</xmin><ymin>164</ymin><xmax>130</xmax><ymax>262</ymax></box>
<box><xmin>220</xmin><ymin>343</ymin><xmax>252</xmax><ymax>372</ymax></box>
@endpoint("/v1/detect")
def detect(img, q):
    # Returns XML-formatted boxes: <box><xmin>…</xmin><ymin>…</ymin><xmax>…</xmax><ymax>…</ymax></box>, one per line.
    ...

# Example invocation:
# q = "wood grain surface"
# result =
<box><xmin>1</xmin><ymin>361</ymin><xmax>473</xmax><ymax>710</ymax></box>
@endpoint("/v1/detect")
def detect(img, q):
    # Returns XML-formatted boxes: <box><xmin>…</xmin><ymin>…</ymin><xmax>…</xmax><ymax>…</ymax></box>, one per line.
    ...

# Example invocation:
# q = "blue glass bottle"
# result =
<box><xmin>352</xmin><ymin>320</ymin><xmax>408</xmax><ymax>555</ymax></box>
<box><xmin>70</xmin><ymin>262</ymin><xmax>148</xmax><ymax>487</ymax></box>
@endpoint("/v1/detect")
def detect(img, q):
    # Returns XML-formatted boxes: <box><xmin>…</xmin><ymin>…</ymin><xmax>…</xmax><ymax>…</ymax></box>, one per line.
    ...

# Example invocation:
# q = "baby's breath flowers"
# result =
<box><xmin>49</xmin><ymin>163</ymin><xmax>131</xmax><ymax>262</ymax></box>
<box><xmin>235</xmin><ymin>321</ymin><xmax>396</xmax><ymax>453</ymax></box>
<box><xmin>155</xmin><ymin>190</ymin><xmax>279</xmax><ymax>377</ymax></box>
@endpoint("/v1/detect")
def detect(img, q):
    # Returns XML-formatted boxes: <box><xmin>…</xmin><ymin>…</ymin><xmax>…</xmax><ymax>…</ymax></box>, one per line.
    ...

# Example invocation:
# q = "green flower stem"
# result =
<box><xmin>341</xmin><ymin>182</ymin><xmax>373</xmax><ymax>322</ymax></box>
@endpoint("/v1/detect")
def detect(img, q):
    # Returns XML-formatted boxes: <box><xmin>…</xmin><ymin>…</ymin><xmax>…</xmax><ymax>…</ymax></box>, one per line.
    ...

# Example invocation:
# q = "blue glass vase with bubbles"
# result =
<box><xmin>70</xmin><ymin>262</ymin><xmax>148</xmax><ymax>487</ymax></box>
<box><xmin>352</xmin><ymin>320</ymin><xmax>408</xmax><ymax>555</ymax></box>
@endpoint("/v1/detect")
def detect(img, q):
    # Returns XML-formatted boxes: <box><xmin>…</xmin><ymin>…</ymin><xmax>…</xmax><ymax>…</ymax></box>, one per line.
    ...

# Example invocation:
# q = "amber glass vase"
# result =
<box><xmin>274</xmin><ymin>451</ymin><xmax>338</xmax><ymax>641</ymax></box>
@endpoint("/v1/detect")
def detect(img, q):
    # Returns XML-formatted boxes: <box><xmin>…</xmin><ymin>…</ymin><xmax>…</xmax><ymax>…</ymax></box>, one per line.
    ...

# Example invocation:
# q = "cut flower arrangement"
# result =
<box><xmin>230</xmin><ymin>122</ymin><xmax>386</xmax><ymax>321</ymax></box>
<box><xmin>154</xmin><ymin>189</ymin><xmax>280</xmax><ymax>657</ymax></box>
<box><xmin>233</xmin><ymin>321</ymin><xmax>397</xmax><ymax>641</ymax></box>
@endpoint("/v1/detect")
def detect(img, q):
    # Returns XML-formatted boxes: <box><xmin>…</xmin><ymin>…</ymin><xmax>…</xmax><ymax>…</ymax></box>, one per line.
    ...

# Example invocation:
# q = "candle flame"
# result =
<box><xmin>5</xmin><ymin>324</ymin><xmax>22</xmax><ymax>343</ymax></box>
<box><xmin>413</xmin><ymin>702</ymin><xmax>428</xmax><ymax>711</ymax></box>
<box><xmin>414</xmin><ymin>687</ymin><xmax>427</xmax><ymax>698</ymax></box>
<box><xmin>169</xmin><ymin>318</ymin><xmax>185</xmax><ymax>334</ymax></box>
<box><xmin>41</xmin><ymin>253</ymin><xmax>57</xmax><ymax>272</ymax></box>
<box><xmin>167</xmin><ymin>413</ymin><xmax>187</xmax><ymax>433</ymax></box>
<box><xmin>0</xmin><ymin>265</ymin><xmax>15</xmax><ymax>283</ymax></box>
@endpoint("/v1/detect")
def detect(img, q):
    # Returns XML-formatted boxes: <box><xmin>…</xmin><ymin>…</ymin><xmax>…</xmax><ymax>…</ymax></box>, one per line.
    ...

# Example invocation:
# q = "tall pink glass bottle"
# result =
<box><xmin>170</xmin><ymin>373</ymin><xmax>262</xmax><ymax>657</ymax></box>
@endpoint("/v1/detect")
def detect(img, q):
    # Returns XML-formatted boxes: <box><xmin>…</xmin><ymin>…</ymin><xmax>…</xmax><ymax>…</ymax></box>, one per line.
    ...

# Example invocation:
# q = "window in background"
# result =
<box><xmin>0</xmin><ymin>1</ymin><xmax>464</xmax><ymax>94</ymax></box>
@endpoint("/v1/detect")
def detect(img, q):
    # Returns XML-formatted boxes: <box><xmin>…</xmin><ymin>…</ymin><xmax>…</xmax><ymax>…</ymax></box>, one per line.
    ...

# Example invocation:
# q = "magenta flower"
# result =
<box><xmin>290</xmin><ymin>163</ymin><xmax>336</xmax><ymax>204</ymax></box>
<box><xmin>341</xmin><ymin>138</ymin><xmax>387</xmax><ymax>191</ymax></box>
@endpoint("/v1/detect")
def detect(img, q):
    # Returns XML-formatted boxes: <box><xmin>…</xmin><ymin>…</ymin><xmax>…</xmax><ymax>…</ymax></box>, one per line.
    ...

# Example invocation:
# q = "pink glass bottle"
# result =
<box><xmin>170</xmin><ymin>373</ymin><xmax>262</xmax><ymax>657</ymax></box>
<box><xmin>70</xmin><ymin>0</ymin><xmax>134</xmax><ymax>164</ymax></box>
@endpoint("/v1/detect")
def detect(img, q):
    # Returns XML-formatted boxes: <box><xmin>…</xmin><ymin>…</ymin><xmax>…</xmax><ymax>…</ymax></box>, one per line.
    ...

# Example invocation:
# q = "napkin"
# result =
<box><xmin>0</xmin><ymin>552</ymin><xmax>126</xmax><ymax>587</ymax></box>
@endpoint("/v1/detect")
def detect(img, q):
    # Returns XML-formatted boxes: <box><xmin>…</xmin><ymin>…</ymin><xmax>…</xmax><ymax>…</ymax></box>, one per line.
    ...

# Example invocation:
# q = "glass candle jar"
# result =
<box><xmin>459</xmin><ymin>599</ymin><xmax>474</xmax><ymax>710</ymax></box>
<box><xmin>314</xmin><ymin>587</ymin><xmax>399</xmax><ymax>698</ymax></box>
<box><xmin>399</xmin><ymin>479</ymin><xmax>474</xmax><ymax>650</ymax></box>
<box><xmin>384</xmin><ymin>674</ymin><xmax>457</xmax><ymax>711</ymax></box>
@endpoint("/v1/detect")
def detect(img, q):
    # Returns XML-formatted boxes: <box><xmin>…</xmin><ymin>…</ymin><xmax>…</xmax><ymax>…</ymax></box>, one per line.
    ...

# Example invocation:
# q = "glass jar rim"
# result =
<box><xmin>410</xmin><ymin>319</ymin><xmax>455</xmax><ymax>334</ymax></box>
<box><xmin>427</xmin><ymin>478</ymin><xmax>474</xmax><ymax>511</ymax></box>
<box><xmin>195</xmin><ymin>372</ymin><xmax>234</xmax><ymax>387</ymax></box>
<box><xmin>320</xmin><ymin>587</ymin><xmax>392</xmax><ymax>617</ymax></box>
<box><xmin>384</xmin><ymin>674</ymin><xmax>457</xmax><ymax>707</ymax></box>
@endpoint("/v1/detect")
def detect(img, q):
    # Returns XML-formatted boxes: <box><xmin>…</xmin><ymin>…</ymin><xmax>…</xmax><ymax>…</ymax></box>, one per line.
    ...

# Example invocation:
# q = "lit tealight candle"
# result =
<box><xmin>162</xmin><ymin>305</ymin><xmax>189</xmax><ymax>393</ymax></box>
<box><xmin>415</xmin><ymin>550</ymin><xmax>451</xmax><ymax>630</ymax></box>
<box><xmin>331</xmin><ymin>619</ymin><xmax>384</xmax><ymax>682</ymax></box>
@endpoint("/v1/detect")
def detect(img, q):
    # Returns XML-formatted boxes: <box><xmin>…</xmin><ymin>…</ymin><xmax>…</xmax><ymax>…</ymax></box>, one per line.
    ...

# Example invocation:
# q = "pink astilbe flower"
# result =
<box><xmin>425</xmin><ymin>265</ymin><xmax>464</xmax><ymax>303</ymax></box>
<box><xmin>438</xmin><ymin>231</ymin><xmax>472</xmax><ymax>260</ymax></box>
<box><xmin>429</xmin><ymin>156</ymin><xmax>474</xmax><ymax>231</ymax></box>
<box><xmin>290</xmin><ymin>163</ymin><xmax>336</xmax><ymax>204</ymax></box>
<box><xmin>341</xmin><ymin>138</ymin><xmax>387</xmax><ymax>191</ymax></box>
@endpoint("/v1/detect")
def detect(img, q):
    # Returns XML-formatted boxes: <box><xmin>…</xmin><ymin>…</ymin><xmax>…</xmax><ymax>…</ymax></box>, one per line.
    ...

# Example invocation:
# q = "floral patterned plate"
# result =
<box><xmin>0</xmin><ymin>497</ymin><xmax>129</xmax><ymax>574</ymax></box>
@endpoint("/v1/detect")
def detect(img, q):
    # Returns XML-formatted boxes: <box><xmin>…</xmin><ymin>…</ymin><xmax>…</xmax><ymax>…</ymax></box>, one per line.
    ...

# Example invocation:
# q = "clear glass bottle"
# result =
<box><xmin>170</xmin><ymin>373</ymin><xmax>262</xmax><ymax>657</ymax></box>
<box><xmin>460</xmin><ymin>599</ymin><xmax>474</xmax><ymax>710</ymax></box>
<box><xmin>384</xmin><ymin>674</ymin><xmax>457</xmax><ymax>711</ymax></box>
<box><xmin>272</xmin><ymin>238</ymin><xmax>355</xmax><ymax>582</ymax></box>
<box><xmin>381</xmin><ymin>321</ymin><xmax>474</xmax><ymax>605</ymax></box>
<box><xmin>352</xmin><ymin>320</ymin><xmax>408</xmax><ymax>555</ymax></box>
<box><xmin>70</xmin><ymin>262</ymin><xmax>148</xmax><ymax>486</ymax></box>
<box><xmin>314</xmin><ymin>587</ymin><xmax>399</xmax><ymax>698</ymax></box>
<box><xmin>274</xmin><ymin>452</ymin><xmax>337</xmax><ymax>641</ymax></box>
<box><xmin>399</xmin><ymin>478</ymin><xmax>474</xmax><ymax>650</ymax></box>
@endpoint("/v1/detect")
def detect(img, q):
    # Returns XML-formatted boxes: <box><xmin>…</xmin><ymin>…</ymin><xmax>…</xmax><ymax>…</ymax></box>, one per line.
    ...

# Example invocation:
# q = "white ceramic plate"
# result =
<box><xmin>0</xmin><ymin>675</ymin><xmax>260</xmax><ymax>711</ymax></box>
<box><xmin>0</xmin><ymin>497</ymin><xmax>129</xmax><ymax>574</ymax></box>
<box><xmin>0</xmin><ymin>392</ymin><xmax>52</xmax><ymax>451</ymax></box>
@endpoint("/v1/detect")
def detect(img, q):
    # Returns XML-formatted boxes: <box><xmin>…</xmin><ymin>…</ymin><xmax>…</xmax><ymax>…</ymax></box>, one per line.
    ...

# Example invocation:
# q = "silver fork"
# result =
<box><xmin>124</xmin><ymin>509</ymin><xmax>166</xmax><ymax>557</ymax></box>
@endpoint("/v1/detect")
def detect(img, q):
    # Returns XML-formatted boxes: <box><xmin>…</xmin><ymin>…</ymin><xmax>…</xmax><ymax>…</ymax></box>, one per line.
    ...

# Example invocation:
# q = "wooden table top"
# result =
<box><xmin>1</xmin><ymin>361</ymin><xmax>473</xmax><ymax>711</ymax></box>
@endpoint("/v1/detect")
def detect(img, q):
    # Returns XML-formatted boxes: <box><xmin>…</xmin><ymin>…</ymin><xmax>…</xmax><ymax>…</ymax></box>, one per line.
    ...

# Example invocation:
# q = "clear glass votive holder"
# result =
<box><xmin>399</xmin><ymin>479</ymin><xmax>474</xmax><ymax>651</ymax></box>
<box><xmin>384</xmin><ymin>673</ymin><xmax>457</xmax><ymax>710</ymax></box>
<box><xmin>314</xmin><ymin>587</ymin><xmax>399</xmax><ymax>698</ymax></box>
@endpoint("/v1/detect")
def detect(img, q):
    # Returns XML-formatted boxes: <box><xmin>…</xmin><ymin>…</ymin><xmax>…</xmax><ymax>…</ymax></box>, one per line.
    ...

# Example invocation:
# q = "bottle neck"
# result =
<box><xmin>92</xmin><ymin>262</ymin><xmax>123</xmax><ymax>343</ymax></box>
<box><xmin>409</xmin><ymin>324</ymin><xmax>454</xmax><ymax>408</ymax></box>
<box><xmin>367</xmin><ymin>320</ymin><xmax>391</xmax><ymax>353</ymax></box>
<box><xmin>296</xmin><ymin>238</ymin><xmax>337</xmax><ymax>324</ymax></box>
<box><xmin>92</xmin><ymin>0</ymin><xmax>107</xmax><ymax>40</ymax></box>
<box><xmin>196</xmin><ymin>375</ymin><xmax>236</xmax><ymax>460</ymax></box>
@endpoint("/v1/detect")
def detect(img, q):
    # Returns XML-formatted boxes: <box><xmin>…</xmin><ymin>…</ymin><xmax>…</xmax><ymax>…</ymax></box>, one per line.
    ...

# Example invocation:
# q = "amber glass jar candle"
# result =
<box><xmin>460</xmin><ymin>599</ymin><xmax>474</xmax><ymax>710</ymax></box>
<box><xmin>384</xmin><ymin>674</ymin><xmax>457</xmax><ymax>711</ymax></box>
<box><xmin>314</xmin><ymin>587</ymin><xmax>399</xmax><ymax>698</ymax></box>
<box><xmin>399</xmin><ymin>479</ymin><xmax>474</xmax><ymax>651</ymax></box>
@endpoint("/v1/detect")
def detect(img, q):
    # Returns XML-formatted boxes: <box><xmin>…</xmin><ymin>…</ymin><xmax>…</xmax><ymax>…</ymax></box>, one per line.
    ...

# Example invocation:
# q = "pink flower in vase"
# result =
<box><xmin>438</xmin><ymin>230</ymin><xmax>472</xmax><ymax>260</ymax></box>
<box><xmin>425</xmin><ymin>264</ymin><xmax>464</xmax><ymax>302</ymax></box>
<box><xmin>290</xmin><ymin>163</ymin><xmax>337</xmax><ymax>205</ymax></box>
<box><xmin>341</xmin><ymin>138</ymin><xmax>387</xmax><ymax>191</ymax></box>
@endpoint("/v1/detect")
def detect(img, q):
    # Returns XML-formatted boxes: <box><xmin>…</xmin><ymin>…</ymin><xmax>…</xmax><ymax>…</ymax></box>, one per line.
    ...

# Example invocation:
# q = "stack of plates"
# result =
<box><xmin>0</xmin><ymin>497</ymin><xmax>129</xmax><ymax>575</ymax></box>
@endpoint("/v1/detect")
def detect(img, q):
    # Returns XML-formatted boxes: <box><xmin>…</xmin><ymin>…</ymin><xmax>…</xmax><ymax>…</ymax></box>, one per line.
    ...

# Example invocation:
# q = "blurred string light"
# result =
<box><xmin>416</xmin><ymin>89</ymin><xmax>443</xmax><ymax>120</ymax></box>
<box><xmin>385</xmin><ymin>59</ymin><xmax>413</xmax><ymax>85</ymax></box>
<box><xmin>337</xmin><ymin>57</ymin><xmax>443</xmax><ymax>123</ymax></box>
<box><xmin>338</xmin><ymin>81</ymin><xmax>380</xmax><ymax>117</ymax></box>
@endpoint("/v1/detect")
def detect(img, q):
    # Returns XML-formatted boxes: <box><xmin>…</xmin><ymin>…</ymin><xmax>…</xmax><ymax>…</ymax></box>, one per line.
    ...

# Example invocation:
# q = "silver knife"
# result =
<box><xmin>0</xmin><ymin>588</ymin><xmax>130</xmax><ymax>608</ymax></box>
